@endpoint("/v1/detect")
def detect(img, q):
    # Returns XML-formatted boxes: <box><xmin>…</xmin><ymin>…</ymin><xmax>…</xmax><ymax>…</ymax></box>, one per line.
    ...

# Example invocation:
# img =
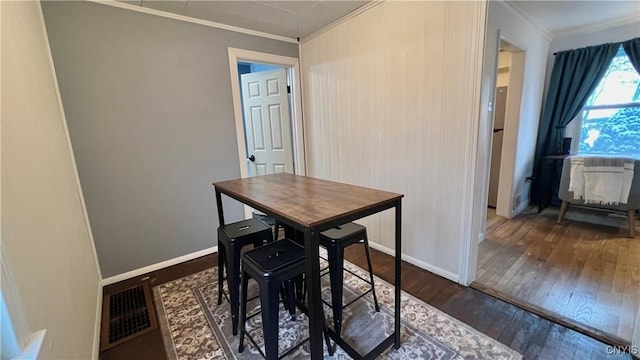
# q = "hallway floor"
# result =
<box><xmin>475</xmin><ymin>206</ymin><xmax>639</xmax><ymax>345</ymax></box>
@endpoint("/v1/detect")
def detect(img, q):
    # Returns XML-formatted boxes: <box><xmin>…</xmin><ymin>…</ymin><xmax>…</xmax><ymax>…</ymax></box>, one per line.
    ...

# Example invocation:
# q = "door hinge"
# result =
<box><xmin>287</xmin><ymin>85</ymin><xmax>291</xmax><ymax>94</ymax></box>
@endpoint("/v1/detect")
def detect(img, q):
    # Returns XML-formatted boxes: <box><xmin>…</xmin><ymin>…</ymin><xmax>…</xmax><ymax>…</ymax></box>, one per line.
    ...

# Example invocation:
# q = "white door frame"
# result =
<box><xmin>459</xmin><ymin>29</ymin><xmax>502</xmax><ymax>286</ymax></box>
<box><xmin>495</xmin><ymin>37</ymin><xmax>526</xmax><ymax>219</ymax></box>
<box><xmin>228</xmin><ymin>48</ymin><xmax>306</xmax><ymax>180</ymax></box>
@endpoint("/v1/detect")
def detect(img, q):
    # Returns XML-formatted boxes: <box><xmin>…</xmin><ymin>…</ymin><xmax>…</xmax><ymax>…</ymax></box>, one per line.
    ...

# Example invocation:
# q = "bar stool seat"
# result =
<box><xmin>319</xmin><ymin>222</ymin><xmax>380</xmax><ymax>335</ymax></box>
<box><xmin>217</xmin><ymin>218</ymin><xmax>273</xmax><ymax>335</ymax></box>
<box><xmin>239</xmin><ymin>239</ymin><xmax>332</xmax><ymax>359</ymax></box>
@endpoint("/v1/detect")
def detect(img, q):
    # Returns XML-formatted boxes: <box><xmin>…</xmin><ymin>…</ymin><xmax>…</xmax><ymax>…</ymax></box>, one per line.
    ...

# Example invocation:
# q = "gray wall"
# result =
<box><xmin>41</xmin><ymin>1</ymin><xmax>298</xmax><ymax>277</ymax></box>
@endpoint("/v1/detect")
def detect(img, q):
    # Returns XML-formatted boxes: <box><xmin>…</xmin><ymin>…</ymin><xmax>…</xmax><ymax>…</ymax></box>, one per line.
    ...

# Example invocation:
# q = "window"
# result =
<box><xmin>1</xmin><ymin>290</ymin><xmax>22</xmax><ymax>360</ymax></box>
<box><xmin>1</xmin><ymin>242</ymin><xmax>45</xmax><ymax>360</ymax></box>
<box><xmin>578</xmin><ymin>45</ymin><xmax>640</xmax><ymax>155</ymax></box>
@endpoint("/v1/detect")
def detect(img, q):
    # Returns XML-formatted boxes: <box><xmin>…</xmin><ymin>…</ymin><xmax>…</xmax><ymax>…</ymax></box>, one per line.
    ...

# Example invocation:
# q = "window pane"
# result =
<box><xmin>579</xmin><ymin>107</ymin><xmax>640</xmax><ymax>155</ymax></box>
<box><xmin>579</xmin><ymin>46</ymin><xmax>640</xmax><ymax>155</ymax></box>
<box><xmin>585</xmin><ymin>47</ymin><xmax>640</xmax><ymax>107</ymax></box>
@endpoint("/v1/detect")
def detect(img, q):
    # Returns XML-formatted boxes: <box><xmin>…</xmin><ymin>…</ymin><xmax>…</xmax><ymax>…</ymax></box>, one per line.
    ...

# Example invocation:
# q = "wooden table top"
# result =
<box><xmin>213</xmin><ymin>173</ymin><xmax>403</xmax><ymax>229</ymax></box>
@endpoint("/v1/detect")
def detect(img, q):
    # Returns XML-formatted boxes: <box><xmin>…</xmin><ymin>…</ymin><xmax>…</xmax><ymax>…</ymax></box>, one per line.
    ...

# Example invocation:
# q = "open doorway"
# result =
<box><xmin>228</xmin><ymin>48</ymin><xmax>305</xmax><ymax>178</ymax></box>
<box><xmin>237</xmin><ymin>63</ymin><xmax>294</xmax><ymax>177</ymax></box>
<box><xmin>228</xmin><ymin>48</ymin><xmax>306</xmax><ymax>219</ymax></box>
<box><xmin>475</xmin><ymin>41</ymin><xmax>639</xmax><ymax>348</ymax></box>
<box><xmin>487</xmin><ymin>39</ymin><xmax>525</xmax><ymax>218</ymax></box>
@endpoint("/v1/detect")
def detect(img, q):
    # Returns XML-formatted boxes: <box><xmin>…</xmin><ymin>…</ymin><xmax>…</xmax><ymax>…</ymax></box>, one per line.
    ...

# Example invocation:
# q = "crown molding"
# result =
<box><xmin>300</xmin><ymin>0</ymin><xmax>384</xmax><ymax>43</ymax></box>
<box><xmin>87</xmin><ymin>0</ymin><xmax>298</xmax><ymax>44</ymax></box>
<box><xmin>499</xmin><ymin>1</ymin><xmax>554</xmax><ymax>42</ymax></box>
<box><xmin>553</xmin><ymin>14</ymin><xmax>640</xmax><ymax>40</ymax></box>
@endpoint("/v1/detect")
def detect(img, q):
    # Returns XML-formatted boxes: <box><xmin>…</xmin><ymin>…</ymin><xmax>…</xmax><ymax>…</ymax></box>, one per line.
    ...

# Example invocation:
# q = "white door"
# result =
<box><xmin>240</xmin><ymin>68</ymin><xmax>294</xmax><ymax>176</ymax></box>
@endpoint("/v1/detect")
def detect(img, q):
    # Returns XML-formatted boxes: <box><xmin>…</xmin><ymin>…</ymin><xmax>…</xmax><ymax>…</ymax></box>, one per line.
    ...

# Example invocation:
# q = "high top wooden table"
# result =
<box><xmin>213</xmin><ymin>173</ymin><xmax>403</xmax><ymax>359</ymax></box>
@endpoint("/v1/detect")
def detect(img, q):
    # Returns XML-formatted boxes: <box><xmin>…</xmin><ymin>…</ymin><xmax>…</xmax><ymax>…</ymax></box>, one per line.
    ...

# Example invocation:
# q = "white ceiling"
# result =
<box><xmin>118</xmin><ymin>1</ymin><xmax>639</xmax><ymax>41</ymax></box>
<box><xmin>509</xmin><ymin>0</ymin><xmax>639</xmax><ymax>37</ymax></box>
<box><xmin>120</xmin><ymin>0</ymin><xmax>369</xmax><ymax>39</ymax></box>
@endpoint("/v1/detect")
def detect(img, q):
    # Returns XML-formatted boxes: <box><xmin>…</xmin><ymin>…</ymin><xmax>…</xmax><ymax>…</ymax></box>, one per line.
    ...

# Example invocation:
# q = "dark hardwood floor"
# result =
<box><xmin>100</xmin><ymin>246</ymin><xmax>635</xmax><ymax>360</ymax></box>
<box><xmin>476</xmin><ymin>206</ymin><xmax>639</xmax><ymax>346</ymax></box>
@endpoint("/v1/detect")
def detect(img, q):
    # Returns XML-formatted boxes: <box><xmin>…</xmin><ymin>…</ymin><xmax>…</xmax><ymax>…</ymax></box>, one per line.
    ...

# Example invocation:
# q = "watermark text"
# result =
<box><xmin>606</xmin><ymin>345</ymin><xmax>639</xmax><ymax>356</ymax></box>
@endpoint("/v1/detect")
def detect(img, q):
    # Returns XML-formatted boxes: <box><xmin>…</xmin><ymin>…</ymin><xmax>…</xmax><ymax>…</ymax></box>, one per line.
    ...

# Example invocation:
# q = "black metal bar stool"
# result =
<box><xmin>238</xmin><ymin>239</ymin><xmax>333</xmax><ymax>360</ymax></box>
<box><xmin>217</xmin><ymin>218</ymin><xmax>273</xmax><ymax>335</ymax></box>
<box><xmin>273</xmin><ymin>221</ymin><xmax>380</xmax><ymax>336</ymax></box>
<box><xmin>320</xmin><ymin>222</ymin><xmax>380</xmax><ymax>335</ymax></box>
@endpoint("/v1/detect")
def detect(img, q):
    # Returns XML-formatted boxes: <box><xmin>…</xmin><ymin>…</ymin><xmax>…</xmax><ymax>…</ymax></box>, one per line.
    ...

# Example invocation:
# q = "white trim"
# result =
<box><xmin>91</xmin><ymin>284</ymin><xmax>102</xmax><ymax>360</ymax></box>
<box><xmin>300</xmin><ymin>0</ymin><xmax>384</xmax><ymax>43</ymax></box>
<box><xmin>44</xmin><ymin>6</ymin><xmax>106</xmax><ymax>349</ymax></box>
<box><xmin>100</xmin><ymin>246</ymin><xmax>218</xmax><ymax>286</ymax></box>
<box><xmin>1</xmin><ymin>242</ymin><xmax>31</xmax><ymax>356</ymax></box>
<box><xmin>554</xmin><ymin>15</ymin><xmax>640</xmax><ymax>40</ymax></box>
<box><xmin>39</xmin><ymin>1</ymin><xmax>103</xmax><ymax>282</ymax></box>
<box><xmin>499</xmin><ymin>47</ymin><xmax>526</xmax><ymax>220</ymax></box>
<box><xmin>498</xmin><ymin>1</ymin><xmax>553</xmax><ymax>42</ymax></box>
<box><xmin>0</xmin><ymin>246</ymin><xmax>47</xmax><ymax>360</ymax></box>
<box><xmin>41</xmin><ymin>5</ymin><xmax>104</xmax><ymax>357</ymax></box>
<box><xmin>86</xmin><ymin>0</ymin><xmax>298</xmax><ymax>44</ymax></box>
<box><xmin>228</xmin><ymin>49</ymin><xmax>306</xmax><ymax>217</ymax></box>
<box><xmin>513</xmin><ymin>199</ymin><xmax>530</xmax><ymax>217</ymax></box>
<box><xmin>17</xmin><ymin>329</ymin><xmax>46</xmax><ymax>360</ymax></box>
<box><xmin>459</xmin><ymin>3</ymin><xmax>490</xmax><ymax>287</ymax></box>
<box><xmin>228</xmin><ymin>48</ymin><xmax>306</xmax><ymax>178</ymax></box>
<box><xmin>367</xmin><ymin>242</ymin><xmax>460</xmax><ymax>284</ymax></box>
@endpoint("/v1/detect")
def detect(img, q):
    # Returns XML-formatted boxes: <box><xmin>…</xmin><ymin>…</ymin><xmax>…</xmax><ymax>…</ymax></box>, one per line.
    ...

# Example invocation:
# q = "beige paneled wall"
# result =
<box><xmin>300</xmin><ymin>1</ymin><xmax>486</xmax><ymax>281</ymax></box>
<box><xmin>2</xmin><ymin>1</ymin><xmax>101</xmax><ymax>357</ymax></box>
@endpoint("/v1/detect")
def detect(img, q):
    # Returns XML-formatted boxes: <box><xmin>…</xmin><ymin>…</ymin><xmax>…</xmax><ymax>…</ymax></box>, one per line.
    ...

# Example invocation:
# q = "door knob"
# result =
<box><xmin>248</xmin><ymin>155</ymin><xmax>255</xmax><ymax>162</ymax></box>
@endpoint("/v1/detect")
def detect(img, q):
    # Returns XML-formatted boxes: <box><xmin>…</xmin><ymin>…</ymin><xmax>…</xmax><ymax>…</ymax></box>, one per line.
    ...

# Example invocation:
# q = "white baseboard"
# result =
<box><xmin>101</xmin><ymin>246</ymin><xmax>218</xmax><ymax>286</ymax></box>
<box><xmin>512</xmin><ymin>199</ymin><xmax>530</xmax><ymax>217</ymax></box>
<box><xmin>367</xmin><ymin>242</ymin><xmax>460</xmax><ymax>284</ymax></box>
<box><xmin>92</xmin><ymin>282</ymin><xmax>102</xmax><ymax>359</ymax></box>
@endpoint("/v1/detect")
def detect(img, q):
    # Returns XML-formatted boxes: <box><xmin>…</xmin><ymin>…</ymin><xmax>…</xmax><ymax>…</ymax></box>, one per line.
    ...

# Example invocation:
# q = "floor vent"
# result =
<box><xmin>101</xmin><ymin>283</ymin><xmax>157</xmax><ymax>351</ymax></box>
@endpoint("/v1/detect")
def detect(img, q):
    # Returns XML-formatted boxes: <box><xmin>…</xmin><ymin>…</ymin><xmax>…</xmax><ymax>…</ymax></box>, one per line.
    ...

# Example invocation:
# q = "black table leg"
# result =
<box><xmin>304</xmin><ymin>227</ymin><xmax>323</xmax><ymax>359</ymax></box>
<box><xmin>215</xmin><ymin>190</ymin><xmax>225</xmax><ymax>226</ymax></box>
<box><xmin>394</xmin><ymin>198</ymin><xmax>402</xmax><ymax>349</ymax></box>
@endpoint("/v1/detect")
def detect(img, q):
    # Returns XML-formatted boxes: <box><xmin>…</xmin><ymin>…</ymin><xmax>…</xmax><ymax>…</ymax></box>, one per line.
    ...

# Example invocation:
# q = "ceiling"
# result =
<box><xmin>119</xmin><ymin>0</ymin><xmax>369</xmax><ymax>39</ymax></box>
<box><xmin>509</xmin><ymin>0</ymin><xmax>640</xmax><ymax>37</ymax></box>
<box><xmin>118</xmin><ymin>1</ymin><xmax>639</xmax><ymax>41</ymax></box>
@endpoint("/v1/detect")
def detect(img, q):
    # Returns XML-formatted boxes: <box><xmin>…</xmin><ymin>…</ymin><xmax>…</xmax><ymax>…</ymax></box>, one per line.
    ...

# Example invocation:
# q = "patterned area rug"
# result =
<box><xmin>154</xmin><ymin>255</ymin><xmax>523</xmax><ymax>360</ymax></box>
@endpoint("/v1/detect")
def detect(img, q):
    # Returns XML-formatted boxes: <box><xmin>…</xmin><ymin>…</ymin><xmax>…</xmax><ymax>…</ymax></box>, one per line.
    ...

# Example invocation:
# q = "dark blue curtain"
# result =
<box><xmin>532</xmin><ymin>42</ymin><xmax>619</xmax><ymax>205</ymax></box>
<box><xmin>623</xmin><ymin>37</ymin><xmax>640</xmax><ymax>74</ymax></box>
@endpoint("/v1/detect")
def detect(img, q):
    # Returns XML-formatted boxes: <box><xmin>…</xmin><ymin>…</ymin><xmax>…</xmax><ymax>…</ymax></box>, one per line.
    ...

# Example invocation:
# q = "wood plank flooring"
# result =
<box><xmin>100</xmin><ymin>245</ymin><xmax>635</xmax><ymax>360</ymax></box>
<box><xmin>476</xmin><ymin>206</ymin><xmax>639</xmax><ymax>346</ymax></box>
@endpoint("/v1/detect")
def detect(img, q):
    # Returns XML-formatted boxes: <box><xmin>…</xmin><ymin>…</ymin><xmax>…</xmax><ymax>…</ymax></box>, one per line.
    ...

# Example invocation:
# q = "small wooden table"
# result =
<box><xmin>213</xmin><ymin>173</ymin><xmax>403</xmax><ymax>359</ymax></box>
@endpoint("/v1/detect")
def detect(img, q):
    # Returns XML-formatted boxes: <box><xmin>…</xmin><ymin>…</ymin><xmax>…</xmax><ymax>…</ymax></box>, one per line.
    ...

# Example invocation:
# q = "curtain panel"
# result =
<box><xmin>531</xmin><ymin>42</ymin><xmax>619</xmax><ymax>205</ymax></box>
<box><xmin>623</xmin><ymin>37</ymin><xmax>640</xmax><ymax>74</ymax></box>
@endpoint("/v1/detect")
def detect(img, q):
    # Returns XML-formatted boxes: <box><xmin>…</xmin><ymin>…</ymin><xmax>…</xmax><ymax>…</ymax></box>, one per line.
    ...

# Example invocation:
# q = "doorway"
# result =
<box><xmin>475</xmin><ymin>40</ymin><xmax>639</xmax><ymax>348</ymax></box>
<box><xmin>228</xmin><ymin>48</ymin><xmax>306</xmax><ymax>218</ymax></box>
<box><xmin>237</xmin><ymin>64</ymin><xmax>294</xmax><ymax>177</ymax></box>
<box><xmin>486</xmin><ymin>39</ymin><xmax>525</xmax><ymax>218</ymax></box>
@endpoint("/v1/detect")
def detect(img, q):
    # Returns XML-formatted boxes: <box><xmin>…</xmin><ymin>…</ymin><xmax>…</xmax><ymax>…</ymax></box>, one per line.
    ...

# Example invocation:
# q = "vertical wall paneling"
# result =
<box><xmin>300</xmin><ymin>1</ymin><xmax>487</xmax><ymax>281</ymax></box>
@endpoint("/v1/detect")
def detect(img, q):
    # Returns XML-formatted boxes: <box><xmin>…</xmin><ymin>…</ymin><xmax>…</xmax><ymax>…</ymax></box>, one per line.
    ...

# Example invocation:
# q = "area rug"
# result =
<box><xmin>154</xmin><ymin>255</ymin><xmax>523</xmax><ymax>360</ymax></box>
